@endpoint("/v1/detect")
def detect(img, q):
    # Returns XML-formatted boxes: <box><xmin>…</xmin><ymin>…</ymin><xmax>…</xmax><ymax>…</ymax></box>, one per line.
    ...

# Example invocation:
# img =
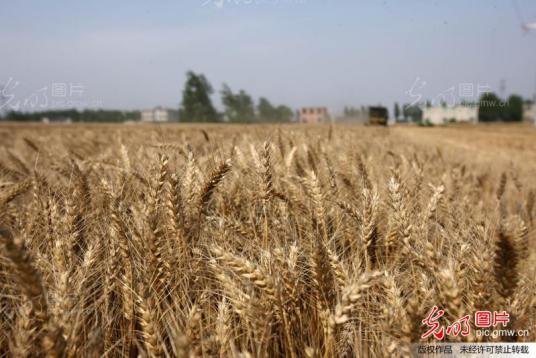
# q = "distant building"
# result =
<box><xmin>422</xmin><ymin>105</ymin><xmax>478</xmax><ymax>125</ymax></box>
<box><xmin>141</xmin><ymin>107</ymin><xmax>179</xmax><ymax>123</ymax></box>
<box><xmin>299</xmin><ymin>107</ymin><xmax>330</xmax><ymax>124</ymax></box>
<box><xmin>41</xmin><ymin>117</ymin><xmax>72</xmax><ymax>124</ymax></box>
<box><xmin>523</xmin><ymin>101</ymin><xmax>535</xmax><ymax>124</ymax></box>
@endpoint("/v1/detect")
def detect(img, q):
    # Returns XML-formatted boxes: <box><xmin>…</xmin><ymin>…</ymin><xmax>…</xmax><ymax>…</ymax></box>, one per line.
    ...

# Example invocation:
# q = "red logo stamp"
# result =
<box><xmin>421</xmin><ymin>306</ymin><xmax>510</xmax><ymax>340</ymax></box>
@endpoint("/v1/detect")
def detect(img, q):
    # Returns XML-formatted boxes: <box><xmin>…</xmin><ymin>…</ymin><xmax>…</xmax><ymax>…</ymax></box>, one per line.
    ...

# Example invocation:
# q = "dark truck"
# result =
<box><xmin>368</xmin><ymin>106</ymin><xmax>389</xmax><ymax>126</ymax></box>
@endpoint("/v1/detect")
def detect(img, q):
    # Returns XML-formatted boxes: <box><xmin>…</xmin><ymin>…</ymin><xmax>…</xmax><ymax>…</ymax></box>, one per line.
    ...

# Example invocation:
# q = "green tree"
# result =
<box><xmin>275</xmin><ymin>105</ymin><xmax>293</xmax><ymax>122</ymax></box>
<box><xmin>258</xmin><ymin>97</ymin><xmax>276</xmax><ymax>122</ymax></box>
<box><xmin>478</xmin><ymin>93</ymin><xmax>503</xmax><ymax>122</ymax></box>
<box><xmin>0</xmin><ymin>84</ymin><xmax>6</xmax><ymax>120</ymax></box>
<box><xmin>257</xmin><ymin>97</ymin><xmax>293</xmax><ymax>122</ymax></box>
<box><xmin>402</xmin><ymin>104</ymin><xmax>422</xmax><ymax>123</ymax></box>
<box><xmin>179</xmin><ymin>71</ymin><xmax>219</xmax><ymax>122</ymax></box>
<box><xmin>6</xmin><ymin>108</ymin><xmax>140</xmax><ymax>122</ymax></box>
<box><xmin>505</xmin><ymin>95</ymin><xmax>523</xmax><ymax>122</ymax></box>
<box><xmin>221</xmin><ymin>84</ymin><xmax>255</xmax><ymax>122</ymax></box>
<box><xmin>394</xmin><ymin>102</ymin><xmax>400</xmax><ymax>121</ymax></box>
<box><xmin>5</xmin><ymin>109</ymin><xmax>140</xmax><ymax>122</ymax></box>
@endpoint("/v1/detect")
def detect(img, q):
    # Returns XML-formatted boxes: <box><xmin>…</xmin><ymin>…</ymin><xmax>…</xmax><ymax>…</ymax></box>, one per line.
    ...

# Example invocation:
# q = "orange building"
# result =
<box><xmin>299</xmin><ymin>107</ymin><xmax>330</xmax><ymax>124</ymax></box>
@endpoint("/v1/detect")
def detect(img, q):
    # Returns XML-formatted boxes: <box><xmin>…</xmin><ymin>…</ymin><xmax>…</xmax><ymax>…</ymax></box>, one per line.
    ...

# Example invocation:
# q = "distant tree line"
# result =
<box><xmin>179</xmin><ymin>71</ymin><xmax>294</xmax><ymax>123</ymax></box>
<box><xmin>393</xmin><ymin>93</ymin><xmax>527</xmax><ymax>123</ymax></box>
<box><xmin>1</xmin><ymin>109</ymin><xmax>140</xmax><ymax>122</ymax></box>
<box><xmin>478</xmin><ymin>93</ymin><xmax>524</xmax><ymax>122</ymax></box>
<box><xmin>1</xmin><ymin>71</ymin><xmax>293</xmax><ymax>123</ymax></box>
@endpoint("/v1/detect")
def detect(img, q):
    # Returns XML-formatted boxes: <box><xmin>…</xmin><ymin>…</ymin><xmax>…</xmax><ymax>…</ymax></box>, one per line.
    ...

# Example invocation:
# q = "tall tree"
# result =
<box><xmin>402</xmin><ymin>104</ymin><xmax>422</xmax><ymax>123</ymax></box>
<box><xmin>258</xmin><ymin>97</ymin><xmax>276</xmax><ymax>122</ymax></box>
<box><xmin>221</xmin><ymin>84</ymin><xmax>255</xmax><ymax>122</ymax></box>
<box><xmin>257</xmin><ymin>97</ymin><xmax>293</xmax><ymax>122</ymax></box>
<box><xmin>478</xmin><ymin>93</ymin><xmax>503</xmax><ymax>122</ymax></box>
<box><xmin>274</xmin><ymin>105</ymin><xmax>293</xmax><ymax>122</ymax></box>
<box><xmin>179</xmin><ymin>71</ymin><xmax>219</xmax><ymax>122</ymax></box>
<box><xmin>394</xmin><ymin>102</ymin><xmax>400</xmax><ymax>121</ymax></box>
<box><xmin>0</xmin><ymin>83</ymin><xmax>6</xmax><ymax>120</ymax></box>
<box><xmin>505</xmin><ymin>94</ymin><xmax>523</xmax><ymax>122</ymax></box>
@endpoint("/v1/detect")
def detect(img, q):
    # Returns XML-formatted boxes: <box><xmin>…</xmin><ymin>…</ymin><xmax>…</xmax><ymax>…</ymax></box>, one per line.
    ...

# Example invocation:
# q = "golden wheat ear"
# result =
<box><xmin>0</xmin><ymin>179</ymin><xmax>31</xmax><ymax>209</ymax></box>
<box><xmin>198</xmin><ymin>159</ymin><xmax>232</xmax><ymax>215</ymax></box>
<box><xmin>494</xmin><ymin>227</ymin><xmax>520</xmax><ymax>300</ymax></box>
<box><xmin>0</xmin><ymin>227</ymin><xmax>66</xmax><ymax>357</ymax></box>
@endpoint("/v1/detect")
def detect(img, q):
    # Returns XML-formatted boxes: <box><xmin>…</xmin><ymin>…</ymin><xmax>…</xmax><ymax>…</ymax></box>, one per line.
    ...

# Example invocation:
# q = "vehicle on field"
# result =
<box><xmin>367</xmin><ymin>106</ymin><xmax>389</xmax><ymax>126</ymax></box>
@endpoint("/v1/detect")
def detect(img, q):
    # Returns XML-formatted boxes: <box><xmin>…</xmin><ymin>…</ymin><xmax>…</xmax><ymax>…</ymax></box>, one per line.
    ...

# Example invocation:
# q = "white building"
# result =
<box><xmin>422</xmin><ymin>105</ymin><xmax>478</xmax><ymax>125</ymax></box>
<box><xmin>298</xmin><ymin>107</ymin><xmax>331</xmax><ymax>124</ymax></box>
<box><xmin>41</xmin><ymin>117</ymin><xmax>72</xmax><ymax>124</ymax></box>
<box><xmin>141</xmin><ymin>107</ymin><xmax>179</xmax><ymax>123</ymax></box>
<box><xmin>523</xmin><ymin>102</ymin><xmax>535</xmax><ymax>124</ymax></box>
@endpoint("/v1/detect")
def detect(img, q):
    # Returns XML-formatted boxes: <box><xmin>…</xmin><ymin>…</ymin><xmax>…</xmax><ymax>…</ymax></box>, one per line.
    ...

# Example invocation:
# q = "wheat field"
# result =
<box><xmin>0</xmin><ymin>123</ymin><xmax>535</xmax><ymax>357</ymax></box>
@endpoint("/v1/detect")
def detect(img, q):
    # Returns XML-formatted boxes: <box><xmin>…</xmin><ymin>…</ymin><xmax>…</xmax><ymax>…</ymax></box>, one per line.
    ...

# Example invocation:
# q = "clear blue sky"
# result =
<box><xmin>1</xmin><ymin>0</ymin><xmax>535</xmax><ymax>114</ymax></box>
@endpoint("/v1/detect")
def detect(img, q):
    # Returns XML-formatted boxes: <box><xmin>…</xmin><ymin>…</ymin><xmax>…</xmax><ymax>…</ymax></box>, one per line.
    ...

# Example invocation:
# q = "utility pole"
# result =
<box><xmin>499</xmin><ymin>79</ymin><xmax>506</xmax><ymax>99</ymax></box>
<box><xmin>533</xmin><ymin>71</ymin><xmax>536</xmax><ymax>103</ymax></box>
<box><xmin>533</xmin><ymin>71</ymin><xmax>536</xmax><ymax>127</ymax></box>
<box><xmin>0</xmin><ymin>83</ymin><xmax>5</xmax><ymax>120</ymax></box>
